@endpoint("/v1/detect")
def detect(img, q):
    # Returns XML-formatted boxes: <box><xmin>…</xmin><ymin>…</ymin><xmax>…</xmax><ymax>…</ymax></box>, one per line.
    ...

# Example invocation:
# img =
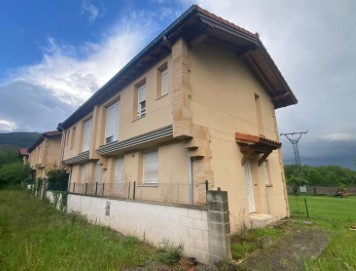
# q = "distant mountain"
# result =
<box><xmin>0</xmin><ymin>132</ymin><xmax>42</xmax><ymax>148</ymax></box>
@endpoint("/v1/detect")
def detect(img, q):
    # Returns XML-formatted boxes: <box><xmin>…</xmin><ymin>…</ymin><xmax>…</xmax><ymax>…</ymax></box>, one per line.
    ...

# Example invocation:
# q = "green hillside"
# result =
<box><xmin>0</xmin><ymin>132</ymin><xmax>42</xmax><ymax>165</ymax></box>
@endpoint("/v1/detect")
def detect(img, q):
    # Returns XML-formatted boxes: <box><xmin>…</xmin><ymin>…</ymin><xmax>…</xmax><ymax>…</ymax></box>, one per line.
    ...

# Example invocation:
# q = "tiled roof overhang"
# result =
<box><xmin>235</xmin><ymin>132</ymin><xmax>282</xmax><ymax>166</ymax></box>
<box><xmin>59</xmin><ymin>5</ymin><xmax>297</xmax><ymax>130</ymax></box>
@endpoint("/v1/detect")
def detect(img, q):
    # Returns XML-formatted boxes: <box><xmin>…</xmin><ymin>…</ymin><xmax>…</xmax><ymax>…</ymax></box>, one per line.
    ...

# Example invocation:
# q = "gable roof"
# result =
<box><xmin>59</xmin><ymin>5</ymin><xmax>297</xmax><ymax>130</ymax></box>
<box><xmin>28</xmin><ymin>130</ymin><xmax>62</xmax><ymax>153</ymax></box>
<box><xmin>18</xmin><ymin>148</ymin><xmax>29</xmax><ymax>156</ymax></box>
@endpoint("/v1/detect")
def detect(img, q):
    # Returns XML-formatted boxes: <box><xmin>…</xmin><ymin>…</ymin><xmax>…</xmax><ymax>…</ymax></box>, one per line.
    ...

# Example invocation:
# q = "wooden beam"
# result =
<box><xmin>258</xmin><ymin>151</ymin><xmax>272</xmax><ymax>166</ymax></box>
<box><xmin>241</xmin><ymin>148</ymin><xmax>255</xmax><ymax>166</ymax></box>
<box><xmin>189</xmin><ymin>34</ymin><xmax>208</xmax><ymax>47</ymax></box>
<box><xmin>271</xmin><ymin>93</ymin><xmax>290</xmax><ymax>102</ymax></box>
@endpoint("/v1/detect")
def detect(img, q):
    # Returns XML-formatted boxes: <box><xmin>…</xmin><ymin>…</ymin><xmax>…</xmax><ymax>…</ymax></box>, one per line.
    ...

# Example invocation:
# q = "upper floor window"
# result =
<box><xmin>71</xmin><ymin>126</ymin><xmax>76</xmax><ymax>149</ymax></box>
<box><xmin>105</xmin><ymin>102</ymin><xmax>119</xmax><ymax>144</ymax></box>
<box><xmin>82</xmin><ymin>118</ymin><xmax>92</xmax><ymax>152</ymax></box>
<box><xmin>158</xmin><ymin>63</ymin><xmax>168</xmax><ymax>97</ymax></box>
<box><xmin>65</xmin><ymin>130</ymin><xmax>71</xmax><ymax>147</ymax></box>
<box><xmin>143</xmin><ymin>149</ymin><xmax>158</xmax><ymax>184</ymax></box>
<box><xmin>137</xmin><ymin>83</ymin><xmax>146</xmax><ymax>118</ymax></box>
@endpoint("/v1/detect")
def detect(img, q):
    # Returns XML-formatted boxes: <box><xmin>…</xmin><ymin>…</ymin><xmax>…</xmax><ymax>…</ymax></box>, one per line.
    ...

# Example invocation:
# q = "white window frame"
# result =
<box><xmin>143</xmin><ymin>149</ymin><xmax>158</xmax><ymax>184</ymax></box>
<box><xmin>105</xmin><ymin>102</ymin><xmax>119</xmax><ymax>144</ymax></box>
<box><xmin>137</xmin><ymin>83</ymin><xmax>146</xmax><ymax>118</ymax></box>
<box><xmin>82</xmin><ymin>118</ymin><xmax>92</xmax><ymax>152</ymax></box>
<box><xmin>161</xmin><ymin>68</ymin><xmax>168</xmax><ymax>96</ymax></box>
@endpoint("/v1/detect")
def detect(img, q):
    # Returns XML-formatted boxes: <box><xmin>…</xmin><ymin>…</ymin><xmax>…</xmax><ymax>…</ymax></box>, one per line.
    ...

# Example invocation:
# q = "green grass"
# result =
<box><xmin>0</xmin><ymin>189</ymin><xmax>155</xmax><ymax>270</ymax></box>
<box><xmin>231</xmin><ymin>227</ymin><xmax>283</xmax><ymax>260</ymax></box>
<box><xmin>289</xmin><ymin>195</ymin><xmax>356</xmax><ymax>271</ymax></box>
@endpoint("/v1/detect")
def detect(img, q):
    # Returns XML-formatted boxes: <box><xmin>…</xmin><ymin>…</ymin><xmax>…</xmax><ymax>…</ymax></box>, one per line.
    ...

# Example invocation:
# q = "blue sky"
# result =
<box><xmin>0</xmin><ymin>0</ymin><xmax>356</xmax><ymax>168</ymax></box>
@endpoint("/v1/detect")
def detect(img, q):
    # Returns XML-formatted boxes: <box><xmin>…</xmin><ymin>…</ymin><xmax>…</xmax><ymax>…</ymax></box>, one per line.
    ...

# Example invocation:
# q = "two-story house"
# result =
<box><xmin>28</xmin><ymin>130</ymin><xmax>62</xmax><ymax>179</ymax></box>
<box><xmin>59</xmin><ymin>5</ymin><xmax>297</xmax><ymax>232</ymax></box>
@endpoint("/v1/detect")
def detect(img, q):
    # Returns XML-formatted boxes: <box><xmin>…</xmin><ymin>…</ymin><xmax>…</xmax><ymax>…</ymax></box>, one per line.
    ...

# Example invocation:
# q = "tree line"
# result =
<box><xmin>284</xmin><ymin>164</ymin><xmax>356</xmax><ymax>187</ymax></box>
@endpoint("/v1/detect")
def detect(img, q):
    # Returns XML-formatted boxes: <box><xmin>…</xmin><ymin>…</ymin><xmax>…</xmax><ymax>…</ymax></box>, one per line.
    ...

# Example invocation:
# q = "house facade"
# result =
<box><xmin>59</xmin><ymin>5</ymin><xmax>297</xmax><ymax>232</ymax></box>
<box><xmin>28</xmin><ymin>131</ymin><xmax>62</xmax><ymax>179</ymax></box>
<box><xmin>18</xmin><ymin>148</ymin><xmax>29</xmax><ymax>164</ymax></box>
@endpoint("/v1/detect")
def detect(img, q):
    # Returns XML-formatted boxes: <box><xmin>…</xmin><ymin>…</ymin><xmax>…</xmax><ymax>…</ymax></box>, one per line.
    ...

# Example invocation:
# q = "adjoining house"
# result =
<box><xmin>18</xmin><ymin>148</ymin><xmax>29</xmax><ymax>164</ymax></box>
<box><xmin>28</xmin><ymin>130</ymin><xmax>63</xmax><ymax>180</ymax></box>
<box><xmin>59</xmin><ymin>5</ymin><xmax>297</xmax><ymax>262</ymax></box>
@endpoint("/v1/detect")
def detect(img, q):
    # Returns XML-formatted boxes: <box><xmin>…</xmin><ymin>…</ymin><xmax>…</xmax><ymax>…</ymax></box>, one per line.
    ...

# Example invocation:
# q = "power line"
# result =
<box><xmin>280</xmin><ymin>131</ymin><xmax>308</xmax><ymax>175</ymax></box>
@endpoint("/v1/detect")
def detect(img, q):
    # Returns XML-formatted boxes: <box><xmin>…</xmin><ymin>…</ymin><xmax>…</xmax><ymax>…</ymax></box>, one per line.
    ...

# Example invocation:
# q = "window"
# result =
<box><xmin>255</xmin><ymin>94</ymin><xmax>264</xmax><ymax>136</ymax></box>
<box><xmin>71</xmin><ymin>127</ymin><xmax>76</xmax><ymax>149</ymax></box>
<box><xmin>65</xmin><ymin>130</ymin><xmax>71</xmax><ymax>147</ymax></box>
<box><xmin>82</xmin><ymin>118</ymin><xmax>92</xmax><ymax>152</ymax></box>
<box><xmin>159</xmin><ymin>63</ymin><xmax>168</xmax><ymax>96</ymax></box>
<box><xmin>80</xmin><ymin>163</ymin><xmax>88</xmax><ymax>184</ymax></box>
<box><xmin>105</xmin><ymin>102</ymin><xmax>119</xmax><ymax>144</ymax></box>
<box><xmin>262</xmin><ymin>160</ymin><xmax>272</xmax><ymax>186</ymax></box>
<box><xmin>143</xmin><ymin>149</ymin><xmax>158</xmax><ymax>184</ymax></box>
<box><xmin>95</xmin><ymin>163</ymin><xmax>102</xmax><ymax>183</ymax></box>
<box><xmin>114</xmin><ymin>157</ymin><xmax>124</xmax><ymax>183</ymax></box>
<box><xmin>137</xmin><ymin>83</ymin><xmax>146</xmax><ymax>118</ymax></box>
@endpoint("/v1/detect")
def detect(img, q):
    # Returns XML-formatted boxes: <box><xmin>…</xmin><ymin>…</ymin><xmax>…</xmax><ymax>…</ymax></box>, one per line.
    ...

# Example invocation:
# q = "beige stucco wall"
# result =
<box><xmin>63</xmin><ymin>56</ymin><xmax>173</xmax><ymax>162</ymax></box>
<box><xmin>28</xmin><ymin>135</ymin><xmax>62</xmax><ymax>179</ymax></box>
<box><xmin>188</xmin><ymin>41</ymin><xmax>289</xmax><ymax>230</ymax></box>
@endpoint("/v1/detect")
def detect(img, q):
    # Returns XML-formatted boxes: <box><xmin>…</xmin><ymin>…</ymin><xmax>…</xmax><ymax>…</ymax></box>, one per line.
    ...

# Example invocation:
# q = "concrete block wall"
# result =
<box><xmin>67</xmin><ymin>194</ymin><xmax>210</xmax><ymax>263</ymax></box>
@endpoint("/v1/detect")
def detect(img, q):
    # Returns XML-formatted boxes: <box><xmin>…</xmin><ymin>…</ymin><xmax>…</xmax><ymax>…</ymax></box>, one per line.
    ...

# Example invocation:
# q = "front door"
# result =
<box><xmin>244</xmin><ymin>161</ymin><xmax>256</xmax><ymax>213</ymax></box>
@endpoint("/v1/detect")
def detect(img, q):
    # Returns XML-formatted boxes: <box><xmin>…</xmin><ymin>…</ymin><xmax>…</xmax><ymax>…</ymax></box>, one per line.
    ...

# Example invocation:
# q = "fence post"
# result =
<box><xmin>205</xmin><ymin>180</ymin><xmax>209</xmax><ymax>192</ymax></box>
<box><xmin>128</xmin><ymin>182</ymin><xmax>131</xmax><ymax>199</ymax></box>
<box><xmin>133</xmin><ymin>181</ymin><xmax>136</xmax><ymax>200</ymax></box>
<box><xmin>102</xmin><ymin>183</ymin><xmax>105</xmax><ymax>197</ymax></box>
<box><xmin>304</xmin><ymin>197</ymin><xmax>310</xmax><ymax>218</ymax></box>
<box><xmin>95</xmin><ymin>182</ymin><xmax>98</xmax><ymax>196</ymax></box>
<box><xmin>73</xmin><ymin>182</ymin><xmax>76</xmax><ymax>193</ymax></box>
<box><xmin>85</xmin><ymin>183</ymin><xmax>88</xmax><ymax>195</ymax></box>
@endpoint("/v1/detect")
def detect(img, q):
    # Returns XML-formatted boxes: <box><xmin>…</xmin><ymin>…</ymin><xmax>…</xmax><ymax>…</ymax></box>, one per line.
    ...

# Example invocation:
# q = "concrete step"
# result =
<box><xmin>250</xmin><ymin>213</ymin><xmax>278</xmax><ymax>228</ymax></box>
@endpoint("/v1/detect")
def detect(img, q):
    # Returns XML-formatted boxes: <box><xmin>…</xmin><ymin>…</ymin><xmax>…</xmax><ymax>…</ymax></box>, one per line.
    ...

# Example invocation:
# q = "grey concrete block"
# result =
<box><xmin>208</xmin><ymin>221</ymin><xmax>230</xmax><ymax>235</ymax></box>
<box><xmin>206</xmin><ymin>191</ymin><xmax>228</xmax><ymax>203</ymax></box>
<box><xmin>207</xmin><ymin>201</ymin><xmax>228</xmax><ymax>212</ymax></box>
<box><xmin>207</xmin><ymin>210</ymin><xmax>229</xmax><ymax>223</ymax></box>
<box><xmin>208</xmin><ymin>232</ymin><xmax>231</xmax><ymax>250</ymax></box>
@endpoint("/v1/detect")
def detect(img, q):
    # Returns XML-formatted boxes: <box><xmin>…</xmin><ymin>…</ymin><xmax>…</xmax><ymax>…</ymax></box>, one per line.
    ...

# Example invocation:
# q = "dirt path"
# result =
<box><xmin>242</xmin><ymin>224</ymin><xmax>330</xmax><ymax>271</ymax></box>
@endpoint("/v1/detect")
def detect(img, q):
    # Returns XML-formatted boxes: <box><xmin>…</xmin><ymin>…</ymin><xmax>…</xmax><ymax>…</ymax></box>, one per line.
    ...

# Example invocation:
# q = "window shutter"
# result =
<box><xmin>161</xmin><ymin>69</ymin><xmax>168</xmax><ymax>95</ymax></box>
<box><xmin>105</xmin><ymin>102</ymin><xmax>119</xmax><ymax>143</ymax></box>
<box><xmin>115</xmin><ymin>157</ymin><xmax>124</xmax><ymax>183</ymax></box>
<box><xmin>143</xmin><ymin>150</ymin><xmax>158</xmax><ymax>184</ymax></box>
<box><xmin>138</xmin><ymin>84</ymin><xmax>146</xmax><ymax>103</ymax></box>
<box><xmin>83</xmin><ymin>118</ymin><xmax>92</xmax><ymax>151</ymax></box>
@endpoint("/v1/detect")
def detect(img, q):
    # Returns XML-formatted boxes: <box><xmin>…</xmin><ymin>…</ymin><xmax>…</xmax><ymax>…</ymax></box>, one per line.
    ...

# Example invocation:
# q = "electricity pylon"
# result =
<box><xmin>280</xmin><ymin>131</ymin><xmax>308</xmax><ymax>175</ymax></box>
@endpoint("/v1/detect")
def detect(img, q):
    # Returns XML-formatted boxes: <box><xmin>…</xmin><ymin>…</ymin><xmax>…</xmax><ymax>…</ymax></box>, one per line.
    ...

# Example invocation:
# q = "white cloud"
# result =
<box><xmin>4</xmin><ymin>14</ymin><xmax>155</xmax><ymax>107</ymax></box>
<box><xmin>81</xmin><ymin>0</ymin><xmax>100</xmax><ymax>23</ymax></box>
<box><xmin>321</xmin><ymin>133</ymin><xmax>354</xmax><ymax>142</ymax></box>
<box><xmin>0</xmin><ymin>119</ymin><xmax>17</xmax><ymax>132</ymax></box>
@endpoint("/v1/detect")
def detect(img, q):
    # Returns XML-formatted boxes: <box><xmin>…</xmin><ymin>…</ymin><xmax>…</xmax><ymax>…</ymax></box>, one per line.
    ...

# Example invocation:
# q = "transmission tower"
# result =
<box><xmin>280</xmin><ymin>131</ymin><xmax>308</xmax><ymax>175</ymax></box>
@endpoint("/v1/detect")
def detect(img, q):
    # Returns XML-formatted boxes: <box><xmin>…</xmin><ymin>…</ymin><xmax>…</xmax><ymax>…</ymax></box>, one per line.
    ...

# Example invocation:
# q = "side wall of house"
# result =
<box><xmin>188</xmin><ymin>42</ymin><xmax>289</xmax><ymax>230</ymax></box>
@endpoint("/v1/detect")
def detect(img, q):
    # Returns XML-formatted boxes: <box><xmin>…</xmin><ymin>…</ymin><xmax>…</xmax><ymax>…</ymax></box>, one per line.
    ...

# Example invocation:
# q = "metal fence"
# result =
<box><xmin>68</xmin><ymin>181</ymin><xmax>208</xmax><ymax>206</ymax></box>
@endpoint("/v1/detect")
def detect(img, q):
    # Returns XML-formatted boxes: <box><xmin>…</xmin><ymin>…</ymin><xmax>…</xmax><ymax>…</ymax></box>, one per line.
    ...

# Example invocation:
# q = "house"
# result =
<box><xmin>18</xmin><ymin>148</ymin><xmax>29</xmax><ymax>164</ymax></box>
<box><xmin>59</xmin><ymin>5</ymin><xmax>297</xmax><ymax>260</ymax></box>
<box><xmin>28</xmin><ymin>130</ymin><xmax>63</xmax><ymax>180</ymax></box>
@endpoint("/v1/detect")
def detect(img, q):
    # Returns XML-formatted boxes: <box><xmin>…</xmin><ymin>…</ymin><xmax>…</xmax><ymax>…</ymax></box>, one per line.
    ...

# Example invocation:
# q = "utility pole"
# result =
<box><xmin>280</xmin><ymin>131</ymin><xmax>308</xmax><ymax>175</ymax></box>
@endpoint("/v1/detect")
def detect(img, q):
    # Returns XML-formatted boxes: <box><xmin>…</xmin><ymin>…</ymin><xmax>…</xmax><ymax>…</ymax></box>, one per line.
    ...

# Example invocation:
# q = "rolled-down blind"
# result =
<box><xmin>143</xmin><ymin>150</ymin><xmax>158</xmax><ymax>184</ymax></box>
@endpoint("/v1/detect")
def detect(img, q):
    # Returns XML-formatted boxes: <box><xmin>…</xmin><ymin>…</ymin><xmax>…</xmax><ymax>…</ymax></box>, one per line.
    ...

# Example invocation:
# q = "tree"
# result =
<box><xmin>47</xmin><ymin>168</ymin><xmax>69</xmax><ymax>191</ymax></box>
<box><xmin>287</xmin><ymin>175</ymin><xmax>308</xmax><ymax>195</ymax></box>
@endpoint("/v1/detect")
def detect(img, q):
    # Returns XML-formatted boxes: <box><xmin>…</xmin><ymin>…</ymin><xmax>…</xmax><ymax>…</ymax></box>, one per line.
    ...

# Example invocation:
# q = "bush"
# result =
<box><xmin>0</xmin><ymin>162</ymin><xmax>32</xmax><ymax>188</ymax></box>
<box><xmin>47</xmin><ymin>169</ymin><xmax>69</xmax><ymax>191</ymax></box>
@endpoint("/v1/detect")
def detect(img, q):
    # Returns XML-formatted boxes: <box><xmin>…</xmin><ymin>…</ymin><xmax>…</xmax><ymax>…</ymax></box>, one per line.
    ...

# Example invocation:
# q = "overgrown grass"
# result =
<box><xmin>0</xmin><ymin>189</ymin><xmax>155</xmax><ymax>270</ymax></box>
<box><xmin>231</xmin><ymin>227</ymin><xmax>283</xmax><ymax>260</ymax></box>
<box><xmin>289</xmin><ymin>195</ymin><xmax>356</xmax><ymax>271</ymax></box>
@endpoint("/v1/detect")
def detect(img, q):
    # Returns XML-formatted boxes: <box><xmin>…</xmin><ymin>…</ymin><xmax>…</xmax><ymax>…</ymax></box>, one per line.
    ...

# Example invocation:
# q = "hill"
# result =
<box><xmin>0</xmin><ymin>132</ymin><xmax>42</xmax><ymax>148</ymax></box>
<box><xmin>0</xmin><ymin>132</ymin><xmax>42</xmax><ymax>165</ymax></box>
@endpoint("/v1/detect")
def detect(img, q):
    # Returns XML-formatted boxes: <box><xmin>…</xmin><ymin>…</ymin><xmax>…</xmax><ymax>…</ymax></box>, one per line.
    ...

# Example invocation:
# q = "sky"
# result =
<box><xmin>0</xmin><ymin>0</ymin><xmax>355</xmax><ymax>169</ymax></box>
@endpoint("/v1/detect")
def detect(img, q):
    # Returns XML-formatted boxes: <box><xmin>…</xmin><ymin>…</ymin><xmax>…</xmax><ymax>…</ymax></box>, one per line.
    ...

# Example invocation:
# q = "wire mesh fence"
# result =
<box><xmin>67</xmin><ymin>181</ymin><xmax>208</xmax><ymax>206</ymax></box>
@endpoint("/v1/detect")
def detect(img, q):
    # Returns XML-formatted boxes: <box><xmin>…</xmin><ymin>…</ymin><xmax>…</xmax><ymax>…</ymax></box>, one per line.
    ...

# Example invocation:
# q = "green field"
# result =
<box><xmin>288</xmin><ymin>195</ymin><xmax>356</xmax><ymax>270</ymax></box>
<box><xmin>0</xmin><ymin>190</ymin><xmax>156</xmax><ymax>270</ymax></box>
